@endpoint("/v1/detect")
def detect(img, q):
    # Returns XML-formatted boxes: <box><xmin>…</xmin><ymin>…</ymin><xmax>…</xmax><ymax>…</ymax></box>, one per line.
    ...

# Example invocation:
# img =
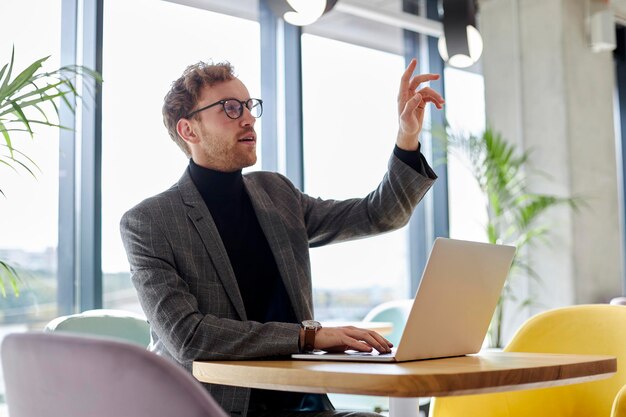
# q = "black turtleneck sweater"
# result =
<box><xmin>188</xmin><ymin>161</ymin><xmax>297</xmax><ymax>325</ymax></box>
<box><xmin>188</xmin><ymin>145</ymin><xmax>435</xmax><ymax>413</ymax></box>
<box><xmin>189</xmin><ymin>159</ymin><xmax>311</xmax><ymax>413</ymax></box>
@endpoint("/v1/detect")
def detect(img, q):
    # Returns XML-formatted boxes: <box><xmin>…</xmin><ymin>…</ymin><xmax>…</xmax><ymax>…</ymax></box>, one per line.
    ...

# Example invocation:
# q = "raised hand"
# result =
<box><xmin>396</xmin><ymin>58</ymin><xmax>445</xmax><ymax>151</ymax></box>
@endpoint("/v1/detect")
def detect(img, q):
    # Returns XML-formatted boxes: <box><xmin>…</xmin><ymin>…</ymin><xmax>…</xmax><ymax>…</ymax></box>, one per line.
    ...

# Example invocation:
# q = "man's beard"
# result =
<box><xmin>198</xmin><ymin>128</ymin><xmax>257</xmax><ymax>172</ymax></box>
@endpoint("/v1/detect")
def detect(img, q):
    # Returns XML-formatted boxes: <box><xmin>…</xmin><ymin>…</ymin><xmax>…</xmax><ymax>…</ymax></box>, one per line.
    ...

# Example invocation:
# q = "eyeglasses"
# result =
<box><xmin>185</xmin><ymin>98</ymin><xmax>263</xmax><ymax>120</ymax></box>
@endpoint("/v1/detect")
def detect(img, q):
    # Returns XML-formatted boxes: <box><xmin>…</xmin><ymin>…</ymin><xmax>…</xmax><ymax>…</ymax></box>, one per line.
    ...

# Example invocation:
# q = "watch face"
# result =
<box><xmin>302</xmin><ymin>320</ymin><xmax>321</xmax><ymax>329</ymax></box>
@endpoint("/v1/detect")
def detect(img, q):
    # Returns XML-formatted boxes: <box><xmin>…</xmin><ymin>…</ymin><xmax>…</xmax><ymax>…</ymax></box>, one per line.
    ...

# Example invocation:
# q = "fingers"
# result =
<box><xmin>408</xmin><ymin>73</ymin><xmax>440</xmax><ymax>92</ymax></box>
<box><xmin>401</xmin><ymin>93</ymin><xmax>423</xmax><ymax>119</ymax></box>
<box><xmin>354</xmin><ymin>328</ymin><xmax>393</xmax><ymax>353</ymax></box>
<box><xmin>398</xmin><ymin>59</ymin><xmax>444</xmax><ymax>112</ymax></box>
<box><xmin>401</xmin><ymin>88</ymin><xmax>444</xmax><ymax>122</ymax></box>
<box><xmin>399</xmin><ymin>58</ymin><xmax>418</xmax><ymax>93</ymax></box>
<box><xmin>418</xmin><ymin>86</ymin><xmax>445</xmax><ymax>109</ymax></box>
<box><xmin>396</xmin><ymin>59</ymin><xmax>444</xmax><ymax>150</ymax></box>
<box><xmin>398</xmin><ymin>59</ymin><xmax>418</xmax><ymax>110</ymax></box>
<box><xmin>317</xmin><ymin>327</ymin><xmax>393</xmax><ymax>354</ymax></box>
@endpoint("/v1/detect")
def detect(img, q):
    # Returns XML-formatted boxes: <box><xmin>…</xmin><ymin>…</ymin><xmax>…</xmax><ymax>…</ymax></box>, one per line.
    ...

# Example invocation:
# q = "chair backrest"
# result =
<box><xmin>363</xmin><ymin>299</ymin><xmax>413</xmax><ymax>346</ymax></box>
<box><xmin>430</xmin><ymin>304</ymin><xmax>626</xmax><ymax>417</ymax></box>
<box><xmin>612</xmin><ymin>384</ymin><xmax>626</xmax><ymax>417</ymax></box>
<box><xmin>44</xmin><ymin>308</ymin><xmax>151</xmax><ymax>347</ymax></box>
<box><xmin>610</xmin><ymin>296</ymin><xmax>626</xmax><ymax>306</ymax></box>
<box><xmin>1</xmin><ymin>332</ymin><xmax>229</xmax><ymax>417</ymax></box>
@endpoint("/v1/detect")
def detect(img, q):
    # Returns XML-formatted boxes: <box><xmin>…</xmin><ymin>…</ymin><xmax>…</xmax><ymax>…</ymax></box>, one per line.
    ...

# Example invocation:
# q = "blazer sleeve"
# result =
<box><xmin>120</xmin><ymin>206</ymin><xmax>302</xmax><ymax>363</ymax></box>
<box><xmin>299</xmin><ymin>152</ymin><xmax>436</xmax><ymax>247</ymax></box>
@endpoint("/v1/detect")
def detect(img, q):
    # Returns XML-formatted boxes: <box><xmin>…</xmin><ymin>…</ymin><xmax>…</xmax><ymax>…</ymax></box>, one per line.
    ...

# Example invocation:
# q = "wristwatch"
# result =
<box><xmin>301</xmin><ymin>320</ymin><xmax>322</xmax><ymax>352</ymax></box>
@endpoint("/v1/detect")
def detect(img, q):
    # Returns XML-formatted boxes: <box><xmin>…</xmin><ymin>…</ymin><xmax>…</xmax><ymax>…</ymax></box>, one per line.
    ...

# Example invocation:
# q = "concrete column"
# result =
<box><xmin>478</xmin><ymin>0</ymin><xmax>623</xmax><ymax>341</ymax></box>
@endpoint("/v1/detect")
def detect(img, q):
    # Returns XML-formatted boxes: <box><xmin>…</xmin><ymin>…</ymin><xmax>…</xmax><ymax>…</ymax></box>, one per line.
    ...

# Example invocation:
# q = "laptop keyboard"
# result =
<box><xmin>345</xmin><ymin>348</ymin><xmax>396</xmax><ymax>357</ymax></box>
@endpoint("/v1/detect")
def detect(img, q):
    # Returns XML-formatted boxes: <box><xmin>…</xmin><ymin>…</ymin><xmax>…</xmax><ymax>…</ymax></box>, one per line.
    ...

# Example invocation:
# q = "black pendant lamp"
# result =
<box><xmin>438</xmin><ymin>0</ymin><xmax>484</xmax><ymax>68</ymax></box>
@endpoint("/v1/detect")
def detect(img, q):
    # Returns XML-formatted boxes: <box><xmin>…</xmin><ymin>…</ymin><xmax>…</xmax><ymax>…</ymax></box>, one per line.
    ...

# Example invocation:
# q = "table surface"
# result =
<box><xmin>193</xmin><ymin>352</ymin><xmax>616</xmax><ymax>398</ymax></box>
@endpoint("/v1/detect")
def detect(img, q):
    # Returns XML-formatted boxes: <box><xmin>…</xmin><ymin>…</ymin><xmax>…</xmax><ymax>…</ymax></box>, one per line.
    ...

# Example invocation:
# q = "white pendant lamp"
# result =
<box><xmin>267</xmin><ymin>0</ymin><xmax>338</xmax><ymax>26</ymax></box>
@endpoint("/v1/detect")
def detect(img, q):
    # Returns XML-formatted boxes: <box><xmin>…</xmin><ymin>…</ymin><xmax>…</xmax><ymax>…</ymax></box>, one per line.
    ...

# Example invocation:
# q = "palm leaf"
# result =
<box><xmin>3</xmin><ymin>80</ymin><xmax>67</xmax><ymax>108</ymax></box>
<box><xmin>0</xmin><ymin>147</ymin><xmax>40</xmax><ymax>179</ymax></box>
<box><xmin>0</xmin><ymin>119</ymin><xmax>13</xmax><ymax>154</ymax></box>
<box><xmin>0</xmin><ymin>62</ymin><xmax>8</xmax><ymax>85</ymax></box>
<box><xmin>0</xmin><ymin>56</ymin><xmax>48</xmax><ymax>100</ymax></box>
<box><xmin>0</xmin><ymin>48</ymin><xmax>99</xmax><ymax>184</ymax></box>
<box><xmin>8</xmin><ymin>100</ymin><xmax>34</xmax><ymax>136</ymax></box>
<box><xmin>0</xmin><ymin>87</ymin><xmax>70</xmax><ymax>118</ymax></box>
<box><xmin>515</xmin><ymin>195</ymin><xmax>559</xmax><ymax>230</ymax></box>
<box><xmin>30</xmin><ymin>103</ymin><xmax>52</xmax><ymax>124</ymax></box>
<box><xmin>0</xmin><ymin>47</ymin><xmax>101</xmax><ymax>297</ymax></box>
<box><xmin>0</xmin><ymin>46</ymin><xmax>16</xmax><ymax>96</ymax></box>
<box><xmin>0</xmin><ymin>260</ymin><xmax>21</xmax><ymax>298</ymax></box>
<box><xmin>0</xmin><ymin>156</ymin><xmax>19</xmax><ymax>173</ymax></box>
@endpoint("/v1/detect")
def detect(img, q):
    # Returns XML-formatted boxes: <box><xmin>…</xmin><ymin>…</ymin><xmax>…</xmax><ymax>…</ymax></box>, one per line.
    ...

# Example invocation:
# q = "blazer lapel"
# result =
<box><xmin>177</xmin><ymin>171</ymin><xmax>248</xmax><ymax>321</ymax></box>
<box><xmin>244</xmin><ymin>176</ymin><xmax>309</xmax><ymax>322</ymax></box>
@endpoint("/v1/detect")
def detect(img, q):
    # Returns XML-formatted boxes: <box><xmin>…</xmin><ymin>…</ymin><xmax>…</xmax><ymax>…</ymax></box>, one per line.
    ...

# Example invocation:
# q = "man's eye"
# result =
<box><xmin>224</xmin><ymin>102</ymin><xmax>240</xmax><ymax>112</ymax></box>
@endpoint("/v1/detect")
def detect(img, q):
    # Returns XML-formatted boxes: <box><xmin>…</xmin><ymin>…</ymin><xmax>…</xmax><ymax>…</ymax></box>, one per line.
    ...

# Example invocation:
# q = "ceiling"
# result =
<box><xmin>165</xmin><ymin>0</ymin><xmax>626</xmax><ymax>53</ymax></box>
<box><xmin>163</xmin><ymin>0</ymin><xmax>429</xmax><ymax>55</ymax></box>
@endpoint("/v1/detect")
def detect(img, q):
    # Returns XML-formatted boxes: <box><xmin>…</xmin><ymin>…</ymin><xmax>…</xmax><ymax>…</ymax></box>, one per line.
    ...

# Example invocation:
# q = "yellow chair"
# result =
<box><xmin>430</xmin><ymin>304</ymin><xmax>626</xmax><ymax>417</ymax></box>
<box><xmin>613</xmin><ymin>385</ymin><xmax>626</xmax><ymax>417</ymax></box>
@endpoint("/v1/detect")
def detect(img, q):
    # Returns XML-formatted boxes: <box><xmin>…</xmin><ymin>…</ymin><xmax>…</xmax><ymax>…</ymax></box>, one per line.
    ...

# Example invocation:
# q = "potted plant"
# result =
<box><xmin>0</xmin><ymin>47</ymin><xmax>101</xmax><ymax>297</ymax></box>
<box><xmin>442</xmin><ymin>127</ymin><xmax>578</xmax><ymax>348</ymax></box>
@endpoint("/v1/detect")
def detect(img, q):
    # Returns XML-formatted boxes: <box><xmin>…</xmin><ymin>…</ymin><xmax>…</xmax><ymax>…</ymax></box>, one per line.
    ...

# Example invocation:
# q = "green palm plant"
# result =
<box><xmin>444</xmin><ymin>127</ymin><xmax>578</xmax><ymax>348</ymax></box>
<box><xmin>0</xmin><ymin>47</ymin><xmax>101</xmax><ymax>297</ymax></box>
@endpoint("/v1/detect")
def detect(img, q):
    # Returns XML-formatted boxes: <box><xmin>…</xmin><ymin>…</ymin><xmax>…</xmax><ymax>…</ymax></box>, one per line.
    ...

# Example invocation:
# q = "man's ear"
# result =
<box><xmin>176</xmin><ymin>118</ymin><xmax>200</xmax><ymax>145</ymax></box>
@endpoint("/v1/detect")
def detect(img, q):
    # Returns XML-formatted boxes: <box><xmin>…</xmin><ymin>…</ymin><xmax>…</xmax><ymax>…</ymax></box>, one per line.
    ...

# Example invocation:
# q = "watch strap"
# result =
<box><xmin>301</xmin><ymin>320</ymin><xmax>321</xmax><ymax>353</ymax></box>
<box><xmin>303</xmin><ymin>327</ymin><xmax>317</xmax><ymax>352</ymax></box>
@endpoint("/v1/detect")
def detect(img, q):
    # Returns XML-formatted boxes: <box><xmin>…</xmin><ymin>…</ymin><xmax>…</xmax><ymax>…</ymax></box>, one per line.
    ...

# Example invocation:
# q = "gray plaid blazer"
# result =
<box><xmin>120</xmin><ymin>153</ymin><xmax>435</xmax><ymax>417</ymax></box>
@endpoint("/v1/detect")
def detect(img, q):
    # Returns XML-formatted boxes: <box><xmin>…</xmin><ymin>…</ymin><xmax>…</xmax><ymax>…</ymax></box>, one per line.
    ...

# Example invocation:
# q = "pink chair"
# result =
<box><xmin>1</xmin><ymin>332</ymin><xmax>229</xmax><ymax>417</ymax></box>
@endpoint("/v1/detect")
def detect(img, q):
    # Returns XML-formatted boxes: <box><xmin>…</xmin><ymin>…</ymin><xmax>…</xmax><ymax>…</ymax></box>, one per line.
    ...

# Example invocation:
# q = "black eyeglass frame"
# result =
<box><xmin>185</xmin><ymin>98</ymin><xmax>263</xmax><ymax>120</ymax></box>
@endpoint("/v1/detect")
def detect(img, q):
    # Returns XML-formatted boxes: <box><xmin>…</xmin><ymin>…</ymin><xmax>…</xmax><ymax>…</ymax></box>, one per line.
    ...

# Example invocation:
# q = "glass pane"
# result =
<box><xmin>445</xmin><ymin>67</ymin><xmax>488</xmax><ymax>242</ymax></box>
<box><xmin>0</xmin><ymin>0</ymin><xmax>62</xmax><ymax>406</ymax></box>
<box><xmin>302</xmin><ymin>34</ymin><xmax>409</xmax><ymax>321</ymax></box>
<box><xmin>101</xmin><ymin>0</ymin><xmax>261</xmax><ymax>311</ymax></box>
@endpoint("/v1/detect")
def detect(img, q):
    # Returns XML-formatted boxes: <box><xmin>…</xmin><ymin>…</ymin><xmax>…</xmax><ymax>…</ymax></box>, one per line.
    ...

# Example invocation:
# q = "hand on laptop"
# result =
<box><xmin>314</xmin><ymin>326</ymin><xmax>393</xmax><ymax>354</ymax></box>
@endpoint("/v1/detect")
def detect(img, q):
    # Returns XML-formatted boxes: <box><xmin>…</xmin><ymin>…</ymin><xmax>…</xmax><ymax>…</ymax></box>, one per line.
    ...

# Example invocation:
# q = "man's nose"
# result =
<box><xmin>240</xmin><ymin>107</ymin><xmax>256</xmax><ymax>126</ymax></box>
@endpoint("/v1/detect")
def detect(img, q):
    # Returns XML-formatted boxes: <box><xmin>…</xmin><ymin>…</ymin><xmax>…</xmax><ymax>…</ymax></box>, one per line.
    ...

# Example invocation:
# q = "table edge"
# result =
<box><xmin>192</xmin><ymin>353</ymin><xmax>617</xmax><ymax>397</ymax></box>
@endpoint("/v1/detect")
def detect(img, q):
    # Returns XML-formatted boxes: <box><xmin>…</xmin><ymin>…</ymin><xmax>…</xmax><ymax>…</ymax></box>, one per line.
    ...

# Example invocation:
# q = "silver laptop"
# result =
<box><xmin>292</xmin><ymin>238</ymin><xmax>516</xmax><ymax>362</ymax></box>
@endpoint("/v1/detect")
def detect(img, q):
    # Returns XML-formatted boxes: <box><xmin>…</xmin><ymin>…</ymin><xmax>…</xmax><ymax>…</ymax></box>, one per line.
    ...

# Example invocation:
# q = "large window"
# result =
<box><xmin>302</xmin><ymin>34</ymin><xmax>409</xmax><ymax>321</ymax></box>
<box><xmin>0</xmin><ymin>0</ymin><xmax>62</xmax><ymax>404</ymax></box>
<box><xmin>444</xmin><ymin>67</ymin><xmax>487</xmax><ymax>243</ymax></box>
<box><xmin>101</xmin><ymin>0</ymin><xmax>261</xmax><ymax>311</ymax></box>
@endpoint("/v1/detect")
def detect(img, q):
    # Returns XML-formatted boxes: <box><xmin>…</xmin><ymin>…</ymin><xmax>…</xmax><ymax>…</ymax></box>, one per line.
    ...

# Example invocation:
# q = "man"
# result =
<box><xmin>120</xmin><ymin>59</ymin><xmax>443</xmax><ymax>417</ymax></box>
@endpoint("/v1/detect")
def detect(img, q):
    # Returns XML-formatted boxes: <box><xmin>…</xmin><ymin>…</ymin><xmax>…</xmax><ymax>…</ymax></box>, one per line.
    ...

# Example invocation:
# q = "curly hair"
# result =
<box><xmin>162</xmin><ymin>61</ymin><xmax>235</xmax><ymax>157</ymax></box>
